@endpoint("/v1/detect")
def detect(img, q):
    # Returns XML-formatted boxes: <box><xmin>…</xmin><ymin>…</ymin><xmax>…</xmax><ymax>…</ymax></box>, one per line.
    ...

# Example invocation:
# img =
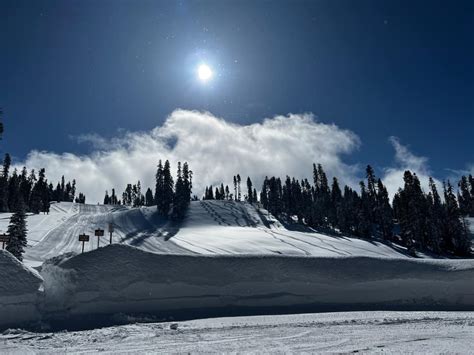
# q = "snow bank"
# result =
<box><xmin>41</xmin><ymin>244</ymin><xmax>474</xmax><ymax>328</ymax></box>
<box><xmin>0</xmin><ymin>251</ymin><xmax>43</xmax><ymax>328</ymax></box>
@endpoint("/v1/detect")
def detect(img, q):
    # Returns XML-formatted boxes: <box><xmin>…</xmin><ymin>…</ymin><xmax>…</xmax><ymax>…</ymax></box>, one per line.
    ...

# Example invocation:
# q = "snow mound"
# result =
<box><xmin>40</xmin><ymin>244</ymin><xmax>474</xmax><ymax>329</ymax></box>
<box><xmin>0</xmin><ymin>251</ymin><xmax>43</xmax><ymax>328</ymax></box>
<box><xmin>173</xmin><ymin>200</ymin><xmax>409</xmax><ymax>257</ymax></box>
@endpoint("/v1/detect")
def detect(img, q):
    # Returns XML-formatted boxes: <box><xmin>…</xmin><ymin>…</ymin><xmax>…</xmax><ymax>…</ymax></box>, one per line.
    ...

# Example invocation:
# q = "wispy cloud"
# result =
<box><xmin>382</xmin><ymin>136</ymin><xmax>440</xmax><ymax>197</ymax></box>
<box><xmin>18</xmin><ymin>110</ymin><xmax>361</xmax><ymax>203</ymax></box>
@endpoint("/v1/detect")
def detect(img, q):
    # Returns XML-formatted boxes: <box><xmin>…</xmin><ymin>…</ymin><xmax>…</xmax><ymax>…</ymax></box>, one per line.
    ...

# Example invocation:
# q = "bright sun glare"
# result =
<box><xmin>197</xmin><ymin>64</ymin><xmax>213</xmax><ymax>82</ymax></box>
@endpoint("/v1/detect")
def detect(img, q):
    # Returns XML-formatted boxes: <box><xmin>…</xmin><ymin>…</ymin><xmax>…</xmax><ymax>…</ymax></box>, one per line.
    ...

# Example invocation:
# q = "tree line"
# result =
<box><xmin>204</xmin><ymin>164</ymin><xmax>471</xmax><ymax>257</ymax></box>
<box><xmin>259</xmin><ymin>164</ymin><xmax>471</xmax><ymax>256</ymax></box>
<box><xmin>103</xmin><ymin>159</ymin><xmax>192</xmax><ymax>219</ymax></box>
<box><xmin>0</xmin><ymin>153</ymin><xmax>86</xmax><ymax>215</ymax></box>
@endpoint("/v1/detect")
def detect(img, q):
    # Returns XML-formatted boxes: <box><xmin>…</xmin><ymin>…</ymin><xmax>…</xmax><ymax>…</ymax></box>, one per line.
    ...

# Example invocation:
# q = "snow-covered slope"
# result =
<box><xmin>0</xmin><ymin>200</ymin><xmax>410</xmax><ymax>267</ymax></box>
<box><xmin>173</xmin><ymin>200</ymin><xmax>407</xmax><ymax>257</ymax></box>
<box><xmin>0</xmin><ymin>201</ymin><xmax>473</xmax><ymax>331</ymax></box>
<box><xmin>0</xmin><ymin>251</ymin><xmax>43</xmax><ymax>328</ymax></box>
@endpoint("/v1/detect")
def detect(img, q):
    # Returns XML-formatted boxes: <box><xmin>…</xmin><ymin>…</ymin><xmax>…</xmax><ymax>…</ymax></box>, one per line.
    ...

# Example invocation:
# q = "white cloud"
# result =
<box><xmin>17</xmin><ymin>110</ymin><xmax>361</xmax><ymax>203</ymax></box>
<box><xmin>382</xmin><ymin>136</ymin><xmax>441</xmax><ymax>198</ymax></box>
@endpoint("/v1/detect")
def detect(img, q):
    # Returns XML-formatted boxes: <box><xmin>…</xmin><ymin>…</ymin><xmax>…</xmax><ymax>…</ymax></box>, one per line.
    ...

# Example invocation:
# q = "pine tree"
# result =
<box><xmin>458</xmin><ymin>175</ymin><xmax>472</xmax><ymax>216</ymax></box>
<box><xmin>219</xmin><ymin>184</ymin><xmax>225</xmax><ymax>201</ymax></box>
<box><xmin>104</xmin><ymin>190</ymin><xmax>110</xmax><ymax>204</ymax></box>
<box><xmin>365</xmin><ymin>165</ymin><xmax>378</xmax><ymax>224</ymax></box>
<box><xmin>0</xmin><ymin>153</ymin><xmax>11</xmax><ymax>212</ymax></box>
<box><xmin>75</xmin><ymin>192</ymin><xmax>86</xmax><ymax>204</ymax></box>
<box><xmin>233</xmin><ymin>176</ymin><xmax>237</xmax><ymax>201</ymax></box>
<box><xmin>247</xmin><ymin>177</ymin><xmax>253</xmax><ymax>203</ymax></box>
<box><xmin>162</xmin><ymin>160</ymin><xmax>174</xmax><ymax>215</ymax></box>
<box><xmin>260</xmin><ymin>177</ymin><xmax>269</xmax><ymax>209</ymax></box>
<box><xmin>30</xmin><ymin>169</ymin><xmax>47</xmax><ymax>214</ymax></box>
<box><xmin>172</xmin><ymin>162</ymin><xmax>192</xmax><ymax>219</ymax></box>
<box><xmin>7</xmin><ymin>169</ymin><xmax>20</xmax><ymax>212</ymax></box>
<box><xmin>111</xmin><ymin>188</ymin><xmax>117</xmax><ymax>204</ymax></box>
<box><xmin>375</xmin><ymin>178</ymin><xmax>393</xmax><ymax>240</ymax></box>
<box><xmin>145</xmin><ymin>188</ymin><xmax>154</xmax><ymax>206</ymax></box>
<box><xmin>6</xmin><ymin>200</ymin><xmax>27</xmax><ymax>261</ymax></box>
<box><xmin>443</xmin><ymin>181</ymin><xmax>471</xmax><ymax>256</ymax></box>
<box><xmin>426</xmin><ymin>177</ymin><xmax>443</xmax><ymax>253</ymax></box>
<box><xmin>356</xmin><ymin>181</ymin><xmax>371</xmax><ymax>237</ymax></box>
<box><xmin>18</xmin><ymin>167</ymin><xmax>31</xmax><ymax>208</ymax></box>
<box><xmin>329</xmin><ymin>177</ymin><xmax>342</xmax><ymax>228</ymax></box>
<box><xmin>237</xmin><ymin>174</ymin><xmax>242</xmax><ymax>201</ymax></box>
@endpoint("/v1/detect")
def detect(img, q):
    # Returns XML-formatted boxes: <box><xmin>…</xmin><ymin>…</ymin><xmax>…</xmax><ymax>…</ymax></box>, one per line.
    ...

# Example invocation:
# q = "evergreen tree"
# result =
<box><xmin>356</xmin><ymin>181</ymin><xmax>372</xmax><ymax>237</ymax></box>
<box><xmin>458</xmin><ymin>175</ymin><xmax>472</xmax><ymax>216</ymax></box>
<box><xmin>208</xmin><ymin>185</ymin><xmax>214</xmax><ymax>199</ymax></box>
<box><xmin>443</xmin><ymin>181</ymin><xmax>471</xmax><ymax>256</ymax></box>
<box><xmin>0</xmin><ymin>153</ymin><xmax>11</xmax><ymax>212</ymax></box>
<box><xmin>219</xmin><ymin>184</ymin><xmax>225</xmax><ymax>201</ymax></box>
<box><xmin>260</xmin><ymin>177</ymin><xmax>269</xmax><ymax>209</ymax></box>
<box><xmin>7</xmin><ymin>169</ymin><xmax>20</xmax><ymax>212</ymax></box>
<box><xmin>247</xmin><ymin>177</ymin><xmax>253</xmax><ymax>203</ymax></box>
<box><xmin>110</xmin><ymin>188</ymin><xmax>118</xmax><ymax>204</ymax></box>
<box><xmin>6</xmin><ymin>200</ymin><xmax>27</xmax><ymax>261</ymax></box>
<box><xmin>161</xmin><ymin>160</ymin><xmax>174</xmax><ymax>216</ymax></box>
<box><xmin>104</xmin><ymin>190</ymin><xmax>110</xmax><ymax>204</ymax></box>
<box><xmin>365</xmin><ymin>165</ymin><xmax>378</xmax><ymax>224</ymax></box>
<box><xmin>172</xmin><ymin>162</ymin><xmax>192</xmax><ymax>219</ymax></box>
<box><xmin>233</xmin><ymin>176</ymin><xmax>237</xmax><ymax>201</ymax></box>
<box><xmin>145</xmin><ymin>188</ymin><xmax>154</xmax><ymax>206</ymax></box>
<box><xmin>30</xmin><ymin>169</ymin><xmax>47</xmax><ymax>214</ymax></box>
<box><xmin>75</xmin><ymin>192</ymin><xmax>86</xmax><ymax>204</ymax></box>
<box><xmin>18</xmin><ymin>167</ymin><xmax>32</xmax><ymax>208</ymax></box>
<box><xmin>375</xmin><ymin>178</ymin><xmax>393</xmax><ymax>240</ymax></box>
<box><xmin>426</xmin><ymin>177</ymin><xmax>443</xmax><ymax>253</ymax></box>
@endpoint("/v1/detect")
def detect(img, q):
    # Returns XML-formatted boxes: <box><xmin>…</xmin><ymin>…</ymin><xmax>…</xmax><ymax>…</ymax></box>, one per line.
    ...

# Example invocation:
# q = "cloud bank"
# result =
<box><xmin>19</xmin><ymin>110</ymin><xmax>361</xmax><ymax>203</ymax></box>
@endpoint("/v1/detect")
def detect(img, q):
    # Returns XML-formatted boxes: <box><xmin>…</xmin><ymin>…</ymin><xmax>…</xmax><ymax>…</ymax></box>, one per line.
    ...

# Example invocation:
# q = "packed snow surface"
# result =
<box><xmin>1</xmin><ymin>311</ymin><xmax>473</xmax><ymax>354</ymax></box>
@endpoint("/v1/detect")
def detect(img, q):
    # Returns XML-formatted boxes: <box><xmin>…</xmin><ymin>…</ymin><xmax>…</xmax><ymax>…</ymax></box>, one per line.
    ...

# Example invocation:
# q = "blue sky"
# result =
<box><xmin>1</xmin><ymin>0</ymin><xmax>473</xmax><ymax>197</ymax></box>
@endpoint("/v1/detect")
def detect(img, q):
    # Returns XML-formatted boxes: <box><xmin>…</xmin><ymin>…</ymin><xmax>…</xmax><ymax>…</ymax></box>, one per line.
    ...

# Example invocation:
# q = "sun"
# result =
<box><xmin>197</xmin><ymin>64</ymin><xmax>213</xmax><ymax>82</ymax></box>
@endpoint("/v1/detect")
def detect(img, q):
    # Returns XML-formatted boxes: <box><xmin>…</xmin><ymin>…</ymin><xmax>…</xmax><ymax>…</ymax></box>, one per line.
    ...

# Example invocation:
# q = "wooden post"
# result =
<box><xmin>78</xmin><ymin>234</ymin><xmax>90</xmax><ymax>253</ymax></box>
<box><xmin>108</xmin><ymin>223</ymin><xmax>114</xmax><ymax>244</ymax></box>
<box><xmin>95</xmin><ymin>229</ymin><xmax>104</xmax><ymax>249</ymax></box>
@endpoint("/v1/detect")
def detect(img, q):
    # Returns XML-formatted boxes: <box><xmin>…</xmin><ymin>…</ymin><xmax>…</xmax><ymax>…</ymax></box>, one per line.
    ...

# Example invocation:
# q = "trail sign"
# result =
<box><xmin>79</xmin><ymin>234</ymin><xmax>90</xmax><ymax>253</ymax></box>
<box><xmin>79</xmin><ymin>234</ymin><xmax>90</xmax><ymax>241</ymax></box>
<box><xmin>0</xmin><ymin>234</ymin><xmax>10</xmax><ymax>250</ymax></box>
<box><xmin>95</xmin><ymin>229</ymin><xmax>104</xmax><ymax>248</ymax></box>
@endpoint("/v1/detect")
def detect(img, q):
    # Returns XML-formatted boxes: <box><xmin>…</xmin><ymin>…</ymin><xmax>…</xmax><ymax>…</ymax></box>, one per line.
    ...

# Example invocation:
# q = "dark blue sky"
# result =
<box><xmin>1</xmin><ymin>0</ymin><xmax>473</xmax><ymax>176</ymax></box>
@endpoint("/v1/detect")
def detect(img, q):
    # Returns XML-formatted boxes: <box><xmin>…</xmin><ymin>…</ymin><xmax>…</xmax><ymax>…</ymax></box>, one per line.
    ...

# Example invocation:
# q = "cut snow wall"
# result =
<box><xmin>43</xmin><ymin>245</ymin><xmax>474</xmax><ymax>324</ymax></box>
<box><xmin>0</xmin><ymin>251</ymin><xmax>43</xmax><ymax>328</ymax></box>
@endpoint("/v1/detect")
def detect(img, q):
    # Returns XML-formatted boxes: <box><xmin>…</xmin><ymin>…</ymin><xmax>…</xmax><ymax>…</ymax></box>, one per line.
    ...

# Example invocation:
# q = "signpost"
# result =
<box><xmin>95</xmin><ymin>229</ymin><xmax>104</xmax><ymax>248</ymax></box>
<box><xmin>0</xmin><ymin>234</ymin><xmax>10</xmax><ymax>250</ymax></box>
<box><xmin>108</xmin><ymin>223</ymin><xmax>114</xmax><ymax>244</ymax></box>
<box><xmin>78</xmin><ymin>234</ymin><xmax>90</xmax><ymax>253</ymax></box>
